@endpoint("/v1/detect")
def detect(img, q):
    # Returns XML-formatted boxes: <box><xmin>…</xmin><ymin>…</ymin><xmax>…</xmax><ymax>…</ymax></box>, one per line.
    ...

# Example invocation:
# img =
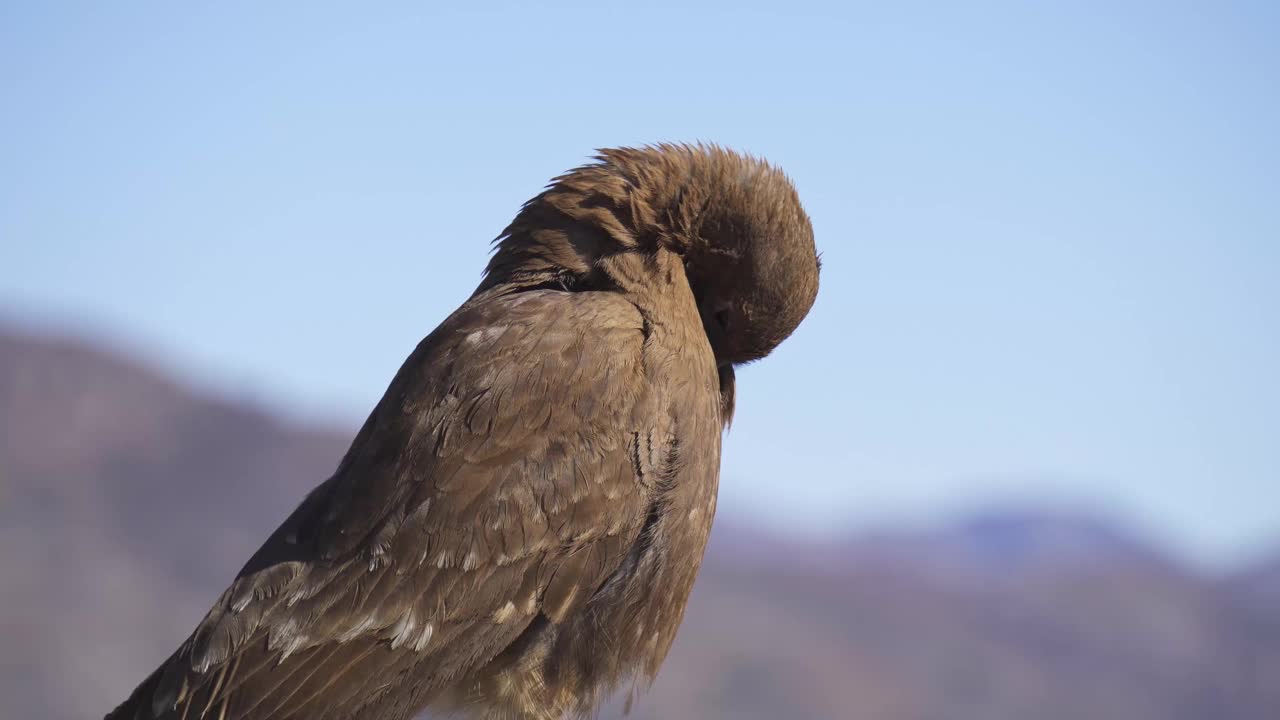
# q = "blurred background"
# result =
<box><xmin>2</xmin><ymin>2</ymin><xmax>1278</xmax><ymax>718</ymax></box>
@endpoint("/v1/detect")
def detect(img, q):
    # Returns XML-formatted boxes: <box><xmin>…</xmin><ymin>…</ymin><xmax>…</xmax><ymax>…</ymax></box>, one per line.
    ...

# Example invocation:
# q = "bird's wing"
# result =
<box><xmin>111</xmin><ymin>289</ymin><xmax>663</xmax><ymax>720</ymax></box>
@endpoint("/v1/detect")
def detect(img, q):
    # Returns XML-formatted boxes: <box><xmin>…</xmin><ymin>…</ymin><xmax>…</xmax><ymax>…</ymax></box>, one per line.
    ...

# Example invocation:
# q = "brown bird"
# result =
<box><xmin>106</xmin><ymin>143</ymin><xmax>820</xmax><ymax>720</ymax></box>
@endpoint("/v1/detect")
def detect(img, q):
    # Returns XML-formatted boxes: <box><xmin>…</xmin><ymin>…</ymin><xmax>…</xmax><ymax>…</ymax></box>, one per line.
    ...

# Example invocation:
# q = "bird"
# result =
<box><xmin>106</xmin><ymin>143</ymin><xmax>820</xmax><ymax>720</ymax></box>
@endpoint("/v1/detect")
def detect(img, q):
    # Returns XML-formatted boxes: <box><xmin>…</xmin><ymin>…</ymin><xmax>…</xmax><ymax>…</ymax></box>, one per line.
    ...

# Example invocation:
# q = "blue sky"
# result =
<box><xmin>3</xmin><ymin>2</ymin><xmax>1277</xmax><ymax>567</ymax></box>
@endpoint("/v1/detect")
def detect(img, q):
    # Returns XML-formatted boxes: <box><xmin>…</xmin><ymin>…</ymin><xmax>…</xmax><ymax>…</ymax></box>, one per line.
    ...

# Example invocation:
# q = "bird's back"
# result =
<box><xmin>107</xmin><ymin>283</ymin><xmax>723</xmax><ymax>720</ymax></box>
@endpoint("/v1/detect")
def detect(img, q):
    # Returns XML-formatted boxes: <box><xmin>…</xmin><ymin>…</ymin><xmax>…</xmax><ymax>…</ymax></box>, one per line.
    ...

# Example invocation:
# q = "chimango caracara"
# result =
<box><xmin>107</xmin><ymin>144</ymin><xmax>820</xmax><ymax>720</ymax></box>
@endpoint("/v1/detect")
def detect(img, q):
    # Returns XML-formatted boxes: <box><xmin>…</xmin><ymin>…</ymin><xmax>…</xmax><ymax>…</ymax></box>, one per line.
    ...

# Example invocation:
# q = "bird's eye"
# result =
<box><xmin>714</xmin><ymin>308</ymin><xmax>731</xmax><ymax>331</ymax></box>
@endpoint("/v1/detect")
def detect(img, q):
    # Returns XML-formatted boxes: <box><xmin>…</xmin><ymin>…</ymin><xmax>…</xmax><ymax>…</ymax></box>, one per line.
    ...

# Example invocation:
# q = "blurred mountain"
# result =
<box><xmin>1228</xmin><ymin>552</ymin><xmax>1280</xmax><ymax>610</ymax></box>
<box><xmin>827</xmin><ymin>507</ymin><xmax>1178</xmax><ymax>586</ymax></box>
<box><xmin>1</xmin><ymin>324</ymin><xmax>1277</xmax><ymax>720</ymax></box>
<box><xmin>0</xmin><ymin>326</ymin><xmax>354</xmax><ymax>720</ymax></box>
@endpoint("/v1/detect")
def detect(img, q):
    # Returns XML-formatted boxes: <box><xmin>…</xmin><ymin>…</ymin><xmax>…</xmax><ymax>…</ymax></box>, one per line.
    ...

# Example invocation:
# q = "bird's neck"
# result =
<box><xmin>476</xmin><ymin>168</ymin><xmax>693</xmax><ymax>296</ymax></box>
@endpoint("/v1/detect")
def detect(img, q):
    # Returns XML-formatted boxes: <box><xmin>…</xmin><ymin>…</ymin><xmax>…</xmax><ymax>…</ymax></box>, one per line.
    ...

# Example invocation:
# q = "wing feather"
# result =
<box><xmin>108</xmin><ymin>289</ymin><xmax>661</xmax><ymax>720</ymax></box>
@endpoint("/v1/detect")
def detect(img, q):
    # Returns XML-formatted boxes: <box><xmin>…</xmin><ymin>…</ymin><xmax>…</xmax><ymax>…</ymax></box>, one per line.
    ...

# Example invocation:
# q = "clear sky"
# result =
<box><xmin>2</xmin><ymin>2</ymin><xmax>1277</xmax><ymax>567</ymax></box>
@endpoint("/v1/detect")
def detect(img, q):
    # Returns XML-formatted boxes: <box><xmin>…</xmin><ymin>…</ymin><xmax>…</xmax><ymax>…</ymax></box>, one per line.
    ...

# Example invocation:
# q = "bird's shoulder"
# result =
<box><xmin>313</xmin><ymin>287</ymin><xmax>656</xmax><ymax>550</ymax></box>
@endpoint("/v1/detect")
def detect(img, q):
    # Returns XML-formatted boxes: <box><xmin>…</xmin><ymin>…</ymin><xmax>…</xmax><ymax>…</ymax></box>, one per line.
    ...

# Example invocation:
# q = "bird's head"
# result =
<box><xmin>666</xmin><ymin>147</ymin><xmax>819</xmax><ymax>368</ymax></box>
<box><xmin>483</xmin><ymin>143</ymin><xmax>820</xmax><ymax>368</ymax></box>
